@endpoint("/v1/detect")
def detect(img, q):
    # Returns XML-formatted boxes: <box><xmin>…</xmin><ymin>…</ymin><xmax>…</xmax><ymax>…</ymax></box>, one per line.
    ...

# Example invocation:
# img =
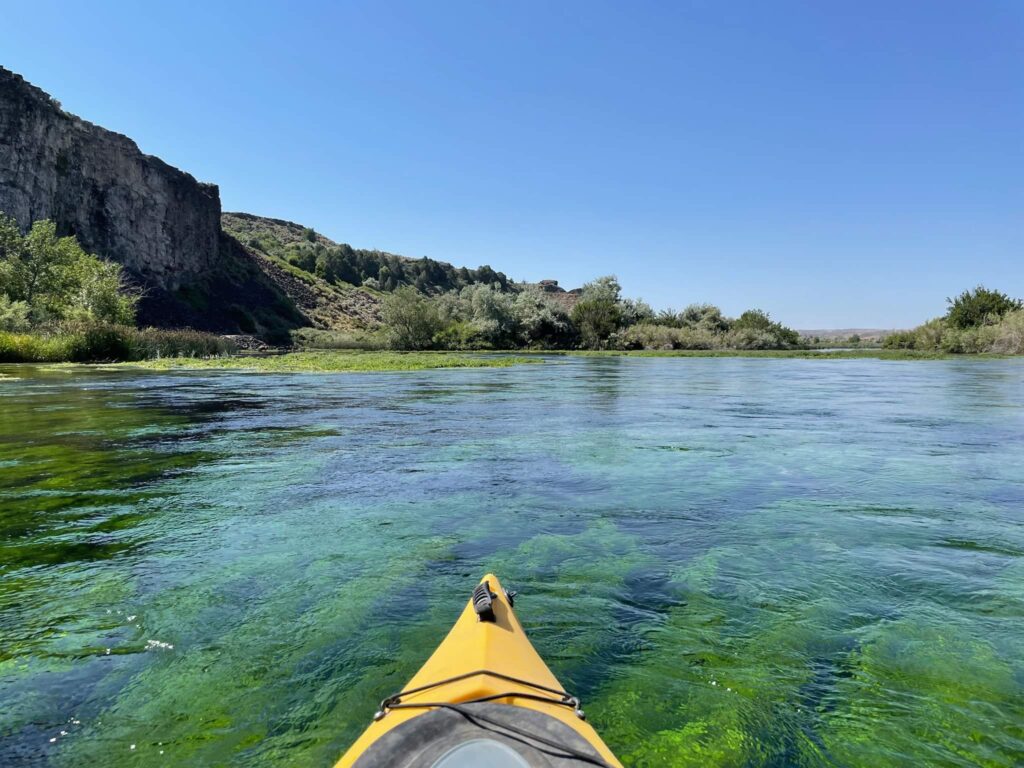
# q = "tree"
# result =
<box><xmin>580</xmin><ymin>275</ymin><xmax>622</xmax><ymax>304</ymax></box>
<box><xmin>620</xmin><ymin>298</ymin><xmax>655</xmax><ymax>327</ymax></box>
<box><xmin>0</xmin><ymin>215</ymin><xmax>137</xmax><ymax>326</ymax></box>
<box><xmin>679</xmin><ymin>303</ymin><xmax>730</xmax><ymax>332</ymax></box>
<box><xmin>571</xmin><ymin>297</ymin><xmax>621</xmax><ymax>349</ymax></box>
<box><xmin>464</xmin><ymin>283</ymin><xmax>518</xmax><ymax>346</ymax></box>
<box><xmin>514</xmin><ymin>285</ymin><xmax>572</xmax><ymax>346</ymax></box>
<box><xmin>570</xmin><ymin>275</ymin><xmax>624</xmax><ymax>348</ymax></box>
<box><xmin>732</xmin><ymin>309</ymin><xmax>773</xmax><ymax>331</ymax></box>
<box><xmin>946</xmin><ymin>286</ymin><xmax>1022</xmax><ymax>329</ymax></box>
<box><xmin>0</xmin><ymin>295</ymin><xmax>30</xmax><ymax>331</ymax></box>
<box><xmin>380</xmin><ymin>286</ymin><xmax>443</xmax><ymax>349</ymax></box>
<box><xmin>730</xmin><ymin>308</ymin><xmax>800</xmax><ymax>348</ymax></box>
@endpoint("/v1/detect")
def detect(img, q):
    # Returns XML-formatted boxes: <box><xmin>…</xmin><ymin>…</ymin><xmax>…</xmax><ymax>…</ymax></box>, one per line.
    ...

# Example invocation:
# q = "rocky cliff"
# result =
<box><xmin>0</xmin><ymin>66</ymin><xmax>221</xmax><ymax>290</ymax></box>
<box><xmin>0</xmin><ymin>67</ymin><xmax>307</xmax><ymax>334</ymax></box>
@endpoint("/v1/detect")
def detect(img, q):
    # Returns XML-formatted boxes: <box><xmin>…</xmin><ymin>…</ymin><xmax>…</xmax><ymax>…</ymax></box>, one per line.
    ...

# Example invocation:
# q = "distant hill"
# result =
<box><xmin>798</xmin><ymin>329</ymin><xmax>898</xmax><ymax>341</ymax></box>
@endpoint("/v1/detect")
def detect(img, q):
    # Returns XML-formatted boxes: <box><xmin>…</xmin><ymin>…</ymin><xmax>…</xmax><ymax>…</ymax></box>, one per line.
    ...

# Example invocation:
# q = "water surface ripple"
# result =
<box><xmin>1</xmin><ymin>358</ymin><xmax>1022</xmax><ymax>767</ymax></box>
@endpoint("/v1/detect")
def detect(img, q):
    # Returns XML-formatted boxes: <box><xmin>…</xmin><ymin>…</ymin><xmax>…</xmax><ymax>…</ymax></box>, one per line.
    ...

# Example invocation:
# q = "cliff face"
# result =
<box><xmin>0</xmin><ymin>66</ymin><xmax>220</xmax><ymax>291</ymax></box>
<box><xmin>0</xmin><ymin>67</ymin><xmax>310</xmax><ymax>335</ymax></box>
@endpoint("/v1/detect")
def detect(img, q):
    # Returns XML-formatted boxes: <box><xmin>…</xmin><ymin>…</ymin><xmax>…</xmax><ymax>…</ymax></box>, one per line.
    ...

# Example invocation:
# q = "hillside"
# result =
<box><xmin>798</xmin><ymin>328</ymin><xmax>896</xmax><ymax>342</ymax></box>
<box><xmin>223</xmin><ymin>212</ymin><xmax>511</xmax><ymax>295</ymax></box>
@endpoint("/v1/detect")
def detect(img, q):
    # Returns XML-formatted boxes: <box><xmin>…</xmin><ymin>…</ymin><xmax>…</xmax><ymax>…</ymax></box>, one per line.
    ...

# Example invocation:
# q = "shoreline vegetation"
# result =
<box><xmin>2</xmin><ymin>216</ymin><xmax>1022</xmax><ymax>366</ymax></box>
<box><xmin>113</xmin><ymin>350</ymin><xmax>542</xmax><ymax>373</ymax></box>
<box><xmin>100</xmin><ymin>347</ymin><xmax>1009</xmax><ymax>375</ymax></box>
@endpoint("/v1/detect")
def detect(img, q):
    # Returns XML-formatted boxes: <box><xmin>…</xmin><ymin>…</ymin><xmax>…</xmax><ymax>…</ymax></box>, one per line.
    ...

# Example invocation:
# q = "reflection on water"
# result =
<box><xmin>1</xmin><ymin>359</ymin><xmax>1022</xmax><ymax>767</ymax></box>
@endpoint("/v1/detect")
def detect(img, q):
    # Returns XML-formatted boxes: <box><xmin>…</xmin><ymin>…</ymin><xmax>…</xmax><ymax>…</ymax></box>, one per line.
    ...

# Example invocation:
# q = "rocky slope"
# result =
<box><xmin>222</xmin><ymin>212</ymin><xmax>384</xmax><ymax>329</ymax></box>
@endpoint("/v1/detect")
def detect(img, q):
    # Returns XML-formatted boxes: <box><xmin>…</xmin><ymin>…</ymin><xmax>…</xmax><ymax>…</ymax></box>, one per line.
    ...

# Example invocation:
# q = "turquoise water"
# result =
<box><xmin>1</xmin><ymin>358</ymin><xmax>1022</xmax><ymax>767</ymax></box>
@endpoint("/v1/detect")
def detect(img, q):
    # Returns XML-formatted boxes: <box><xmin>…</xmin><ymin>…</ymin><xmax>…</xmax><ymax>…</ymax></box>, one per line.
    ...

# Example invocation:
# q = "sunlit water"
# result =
<box><xmin>1</xmin><ymin>358</ymin><xmax>1022</xmax><ymax>767</ymax></box>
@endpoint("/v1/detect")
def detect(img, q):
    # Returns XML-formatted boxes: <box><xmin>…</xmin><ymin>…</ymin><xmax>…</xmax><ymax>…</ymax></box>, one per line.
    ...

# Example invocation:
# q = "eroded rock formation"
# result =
<box><xmin>0</xmin><ymin>67</ymin><xmax>222</xmax><ymax>291</ymax></box>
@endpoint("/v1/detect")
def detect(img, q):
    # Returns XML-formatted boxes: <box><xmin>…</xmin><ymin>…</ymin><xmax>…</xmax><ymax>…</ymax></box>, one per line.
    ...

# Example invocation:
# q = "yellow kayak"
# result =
<box><xmin>335</xmin><ymin>573</ymin><xmax>622</xmax><ymax>767</ymax></box>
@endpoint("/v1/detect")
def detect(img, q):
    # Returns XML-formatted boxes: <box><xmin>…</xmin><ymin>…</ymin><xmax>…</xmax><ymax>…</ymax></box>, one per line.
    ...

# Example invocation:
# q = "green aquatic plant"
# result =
<box><xmin>3</xmin><ymin>358</ymin><xmax>1022</xmax><ymax>767</ymax></box>
<box><xmin>121</xmin><ymin>350</ymin><xmax>542</xmax><ymax>373</ymax></box>
<box><xmin>818</xmin><ymin>619</ymin><xmax>1024</xmax><ymax>767</ymax></box>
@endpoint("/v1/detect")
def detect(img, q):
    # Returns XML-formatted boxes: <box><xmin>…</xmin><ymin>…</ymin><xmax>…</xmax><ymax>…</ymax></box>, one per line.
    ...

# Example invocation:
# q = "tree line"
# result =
<box><xmin>883</xmin><ymin>287</ymin><xmax>1023</xmax><ymax>354</ymax></box>
<box><xmin>279</xmin><ymin>235</ymin><xmax>510</xmax><ymax>294</ymax></box>
<box><xmin>380</xmin><ymin>275</ymin><xmax>803</xmax><ymax>351</ymax></box>
<box><xmin>0</xmin><ymin>215</ymin><xmax>230</xmax><ymax>362</ymax></box>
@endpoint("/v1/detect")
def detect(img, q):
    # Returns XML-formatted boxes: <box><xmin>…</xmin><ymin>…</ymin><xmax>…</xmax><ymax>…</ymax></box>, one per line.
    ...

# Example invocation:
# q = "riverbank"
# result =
<box><xmin>117</xmin><ymin>350</ymin><xmax>542</xmax><ymax>373</ymax></box>
<box><xmin>112</xmin><ymin>348</ymin><xmax>1007</xmax><ymax>375</ymax></box>
<box><xmin>2</xmin><ymin>341</ymin><xmax>1011</xmax><ymax>372</ymax></box>
<box><xmin>554</xmin><ymin>348</ymin><xmax>961</xmax><ymax>360</ymax></box>
<box><xmin>0</xmin><ymin>327</ymin><xmax>234</xmax><ymax>363</ymax></box>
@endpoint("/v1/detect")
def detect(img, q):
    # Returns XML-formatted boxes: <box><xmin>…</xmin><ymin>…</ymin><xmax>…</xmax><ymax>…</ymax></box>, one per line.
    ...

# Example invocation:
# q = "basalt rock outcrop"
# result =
<box><xmin>0</xmin><ymin>66</ymin><xmax>221</xmax><ymax>291</ymax></box>
<box><xmin>0</xmin><ymin>67</ymin><xmax>305</xmax><ymax>334</ymax></box>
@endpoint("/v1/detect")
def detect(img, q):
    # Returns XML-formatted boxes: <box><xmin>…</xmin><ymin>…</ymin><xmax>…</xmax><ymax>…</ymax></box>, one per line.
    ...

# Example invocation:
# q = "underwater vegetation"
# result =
<box><xmin>1</xmin><ymin>356</ymin><xmax>1021</xmax><ymax>766</ymax></box>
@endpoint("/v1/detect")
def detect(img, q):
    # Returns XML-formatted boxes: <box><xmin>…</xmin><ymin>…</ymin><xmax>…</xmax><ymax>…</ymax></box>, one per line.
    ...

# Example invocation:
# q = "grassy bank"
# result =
<box><xmin>0</xmin><ymin>326</ymin><xmax>234</xmax><ymax>363</ymax></box>
<box><xmin>119</xmin><ymin>350</ymin><xmax>543</xmax><ymax>373</ymax></box>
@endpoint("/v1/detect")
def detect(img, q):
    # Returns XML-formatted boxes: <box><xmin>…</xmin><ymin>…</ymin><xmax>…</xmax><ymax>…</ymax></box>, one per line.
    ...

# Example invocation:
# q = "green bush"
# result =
<box><xmin>732</xmin><ymin>309</ymin><xmax>801</xmax><ymax>347</ymax></box>
<box><xmin>946</xmin><ymin>286</ymin><xmax>1022</xmax><ymax>329</ymax></box>
<box><xmin>0</xmin><ymin>325</ymin><xmax>234</xmax><ymax>363</ymax></box>
<box><xmin>616</xmin><ymin>323</ymin><xmax>719</xmax><ymax>350</ymax></box>
<box><xmin>991</xmin><ymin>310</ymin><xmax>1024</xmax><ymax>354</ymax></box>
<box><xmin>0</xmin><ymin>215</ymin><xmax>138</xmax><ymax>326</ymax></box>
<box><xmin>885</xmin><ymin>309</ymin><xmax>1024</xmax><ymax>355</ymax></box>
<box><xmin>433</xmin><ymin>320</ymin><xmax>486</xmax><ymax>350</ymax></box>
<box><xmin>380</xmin><ymin>286</ymin><xmax>444</xmax><ymax>350</ymax></box>
<box><xmin>0</xmin><ymin>295</ymin><xmax>30</xmax><ymax>331</ymax></box>
<box><xmin>291</xmin><ymin>328</ymin><xmax>386</xmax><ymax>350</ymax></box>
<box><xmin>678</xmin><ymin>303</ymin><xmax>731</xmax><ymax>332</ymax></box>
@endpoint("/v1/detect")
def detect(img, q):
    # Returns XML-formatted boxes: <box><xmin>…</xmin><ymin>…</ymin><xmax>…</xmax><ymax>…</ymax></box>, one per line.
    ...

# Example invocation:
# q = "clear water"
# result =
<box><xmin>1</xmin><ymin>358</ymin><xmax>1022</xmax><ymax>767</ymax></box>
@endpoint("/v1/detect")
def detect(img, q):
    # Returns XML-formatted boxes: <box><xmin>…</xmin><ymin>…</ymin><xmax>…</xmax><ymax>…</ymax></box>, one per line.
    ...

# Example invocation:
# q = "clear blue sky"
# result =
<box><xmin>3</xmin><ymin>1</ymin><xmax>1021</xmax><ymax>328</ymax></box>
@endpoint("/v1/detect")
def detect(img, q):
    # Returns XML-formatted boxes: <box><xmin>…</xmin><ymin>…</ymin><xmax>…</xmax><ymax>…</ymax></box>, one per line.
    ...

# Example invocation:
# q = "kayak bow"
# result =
<box><xmin>335</xmin><ymin>573</ymin><xmax>622</xmax><ymax>767</ymax></box>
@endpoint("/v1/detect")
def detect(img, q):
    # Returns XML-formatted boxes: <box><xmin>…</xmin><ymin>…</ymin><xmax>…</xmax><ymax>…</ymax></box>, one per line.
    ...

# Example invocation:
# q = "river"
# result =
<box><xmin>2</xmin><ymin>357</ymin><xmax>1022</xmax><ymax>767</ymax></box>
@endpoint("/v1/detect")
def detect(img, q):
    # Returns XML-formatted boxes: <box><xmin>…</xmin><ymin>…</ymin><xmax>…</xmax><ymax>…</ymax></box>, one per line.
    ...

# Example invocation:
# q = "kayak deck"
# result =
<box><xmin>335</xmin><ymin>573</ymin><xmax>621</xmax><ymax>767</ymax></box>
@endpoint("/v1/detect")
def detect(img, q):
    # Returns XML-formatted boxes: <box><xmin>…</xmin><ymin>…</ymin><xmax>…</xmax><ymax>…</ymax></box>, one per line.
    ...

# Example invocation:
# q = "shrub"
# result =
<box><xmin>0</xmin><ymin>331</ymin><xmax>72</xmax><ymax>362</ymax></box>
<box><xmin>0</xmin><ymin>215</ymin><xmax>138</xmax><ymax>326</ymax></box>
<box><xmin>991</xmin><ymin>310</ymin><xmax>1024</xmax><ymax>354</ymax></box>
<box><xmin>679</xmin><ymin>303</ymin><xmax>730</xmax><ymax>332</ymax></box>
<box><xmin>571</xmin><ymin>297</ymin><xmax>621</xmax><ymax>349</ymax></box>
<box><xmin>380</xmin><ymin>286</ymin><xmax>444</xmax><ymax>350</ymax></box>
<box><xmin>291</xmin><ymin>328</ymin><xmax>386</xmax><ymax>350</ymax></box>
<box><xmin>0</xmin><ymin>325</ymin><xmax>233</xmax><ymax>363</ymax></box>
<box><xmin>0</xmin><ymin>295</ymin><xmax>30</xmax><ymax>331</ymax></box>
<box><xmin>615</xmin><ymin>323</ymin><xmax>719</xmax><ymax>350</ymax></box>
<box><xmin>433</xmin><ymin>321</ymin><xmax>485</xmax><ymax>350</ymax></box>
<box><xmin>728</xmin><ymin>327</ymin><xmax>781</xmax><ymax>350</ymax></box>
<box><xmin>513</xmin><ymin>285</ymin><xmax>573</xmax><ymax>347</ymax></box>
<box><xmin>730</xmin><ymin>309</ymin><xmax>801</xmax><ymax>348</ymax></box>
<box><xmin>883</xmin><ymin>331</ymin><xmax>916</xmax><ymax>350</ymax></box>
